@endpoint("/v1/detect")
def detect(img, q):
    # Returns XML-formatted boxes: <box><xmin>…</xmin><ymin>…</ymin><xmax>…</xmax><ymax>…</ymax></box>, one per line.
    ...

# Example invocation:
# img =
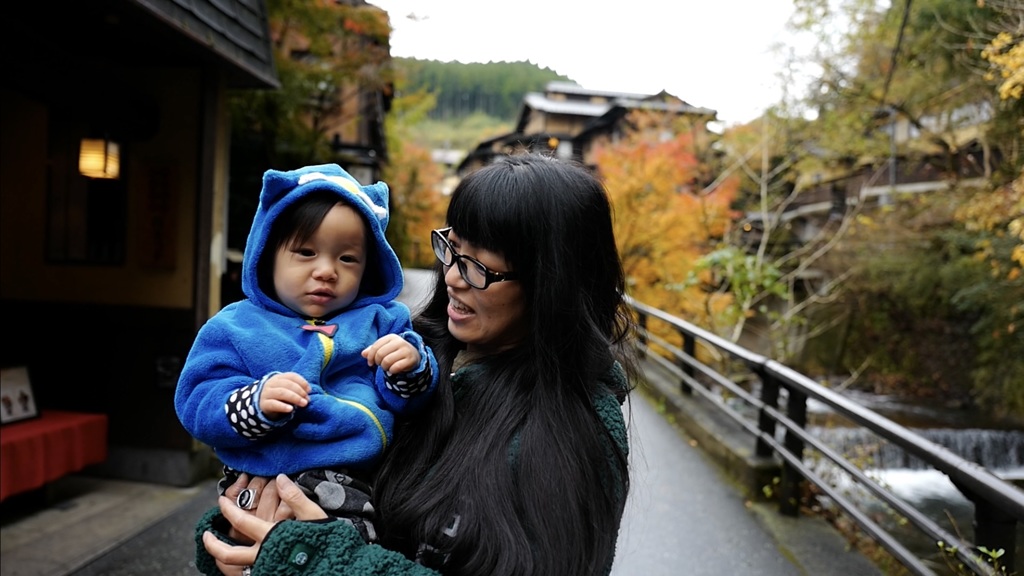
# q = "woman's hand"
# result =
<box><xmin>220</xmin><ymin>473</ymin><xmax>282</xmax><ymax>544</ymax></box>
<box><xmin>203</xmin><ymin>474</ymin><xmax>330</xmax><ymax>574</ymax></box>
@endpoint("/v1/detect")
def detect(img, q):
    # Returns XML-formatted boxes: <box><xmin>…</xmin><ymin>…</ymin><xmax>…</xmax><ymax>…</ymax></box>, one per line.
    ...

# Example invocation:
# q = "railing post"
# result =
<box><xmin>779</xmin><ymin>387</ymin><xmax>807</xmax><ymax>518</ymax></box>
<box><xmin>755</xmin><ymin>369</ymin><xmax>778</xmax><ymax>459</ymax></box>
<box><xmin>678</xmin><ymin>328</ymin><xmax>694</xmax><ymax>395</ymax></box>
<box><xmin>955</xmin><ymin>484</ymin><xmax>1018</xmax><ymax>573</ymax></box>
<box><xmin>636</xmin><ymin>312</ymin><xmax>648</xmax><ymax>347</ymax></box>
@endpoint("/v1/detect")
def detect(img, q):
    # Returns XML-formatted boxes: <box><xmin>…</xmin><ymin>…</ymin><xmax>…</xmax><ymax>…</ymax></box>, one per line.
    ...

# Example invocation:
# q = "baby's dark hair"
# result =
<box><xmin>256</xmin><ymin>190</ymin><xmax>381</xmax><ymax>304</ymax></box>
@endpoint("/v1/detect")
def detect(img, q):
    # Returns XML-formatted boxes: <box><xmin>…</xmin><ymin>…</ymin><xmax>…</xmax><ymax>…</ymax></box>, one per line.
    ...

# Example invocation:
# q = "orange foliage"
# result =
<box><xmin>594</xmin><ymin>110</ymin><xmax>738</xmax><ymax>326</ymax></box>
<box><xmin>383</xmin><ymin>141</ymin><xmax>449</xmax><ymax>269</ymax></box>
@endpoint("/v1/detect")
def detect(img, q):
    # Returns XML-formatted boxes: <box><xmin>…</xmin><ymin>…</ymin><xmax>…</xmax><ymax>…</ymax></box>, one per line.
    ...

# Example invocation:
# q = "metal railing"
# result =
<box><xmin>627</xmin><ymin>296</ymin><xmax>1024</xmax><ymax>576</ymax></box>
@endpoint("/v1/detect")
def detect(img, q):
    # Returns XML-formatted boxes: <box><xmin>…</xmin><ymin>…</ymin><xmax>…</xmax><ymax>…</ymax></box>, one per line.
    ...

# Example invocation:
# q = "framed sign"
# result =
<box><xmin>1</xmin><ymin>366</ymin><xmax>39</xmax><ymax>425</ymax></box>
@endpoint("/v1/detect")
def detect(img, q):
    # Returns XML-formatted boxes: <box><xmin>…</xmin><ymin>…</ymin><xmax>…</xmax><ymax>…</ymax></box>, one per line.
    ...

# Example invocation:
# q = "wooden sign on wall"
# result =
<box><xmin>1</xmin><ymin>367</ymin><xmax>39</xmax><ymax>425</ymax></box>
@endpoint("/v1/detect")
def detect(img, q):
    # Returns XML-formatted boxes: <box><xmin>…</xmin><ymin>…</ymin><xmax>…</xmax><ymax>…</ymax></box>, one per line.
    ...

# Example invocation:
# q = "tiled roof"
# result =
<box><xmin>522</xmin><ymin>92</ymin><xmax>614</xmax><ymax>117</ymax></box>
<box><xmin>544</xmin><ymin>81</ymin><xmax>652</xmax><ymax>101</ymax></box>
<box><xmin>523</xmin><ymin>86</ymin><xmax>716</xmax><ymax>120</ymax></box>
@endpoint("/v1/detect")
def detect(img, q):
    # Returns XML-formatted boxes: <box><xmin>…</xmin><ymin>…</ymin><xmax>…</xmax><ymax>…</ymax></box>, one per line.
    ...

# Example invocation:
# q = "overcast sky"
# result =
<box><xmin>366</xmin><ymin>0</ymin><xmax>810</xmax><ymax>126</ymax></box>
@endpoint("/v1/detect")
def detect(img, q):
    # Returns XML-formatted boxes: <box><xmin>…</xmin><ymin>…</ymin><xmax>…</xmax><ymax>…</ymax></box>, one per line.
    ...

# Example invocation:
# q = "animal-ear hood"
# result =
<box><xmin>240</xmin><ymin>163</ymin><xmax>403</xmax><ymax>315</ymax></box>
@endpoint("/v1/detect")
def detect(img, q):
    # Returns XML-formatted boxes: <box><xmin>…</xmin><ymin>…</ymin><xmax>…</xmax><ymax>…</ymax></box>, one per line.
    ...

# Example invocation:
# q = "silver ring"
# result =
<box><xmin>236</xmin><ymin>488</ymin><xmax>256</xmax><ymax>510</ymax></box>
<box><xmin>241</xmin><ymin>566</ymin><xmax>252</xmax><ymax>576</ymax></box>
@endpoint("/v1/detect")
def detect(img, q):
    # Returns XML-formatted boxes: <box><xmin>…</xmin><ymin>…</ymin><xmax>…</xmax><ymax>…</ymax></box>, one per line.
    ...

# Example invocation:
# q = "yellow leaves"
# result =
<box><xmin>1012</xmin><ymin>217</ymin><xmax>1024</xmax><ymax>241</ymax></box>
<box><xmin>961</xmin><ymin>176</ymin><xmax>1024</xmax><ymax>282</ymax></box>
<box><xmin>856</xmin><ymin>214</ymin><xmax>876</xmax><ymax>227</ymax></box>
<box><xmin>955</xmin><ymin>176</ymin><xmax>1024</xmax><ymax>232</ymax></box>
<box><xmin>1012</xmin><ymin>205</ymin><xmax>1024</xmax><ymax>267</ymax></box>
<box><xmin>982</xmin><ymin>32</ymin><xmax>1024</xmax><ymax>101</ymax></box>
<box><xmin>1013</xmin><ymin>245</ymin><xmax>1024</xmax><ymax>268</ymax></box>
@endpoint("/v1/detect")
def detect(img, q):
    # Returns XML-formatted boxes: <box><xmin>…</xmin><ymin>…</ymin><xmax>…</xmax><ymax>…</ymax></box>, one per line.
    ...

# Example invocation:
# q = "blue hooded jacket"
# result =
<box><xmin>175</xmin><ymin>164</ymin><xmax>437</xmax><ymax>476</ymax></box>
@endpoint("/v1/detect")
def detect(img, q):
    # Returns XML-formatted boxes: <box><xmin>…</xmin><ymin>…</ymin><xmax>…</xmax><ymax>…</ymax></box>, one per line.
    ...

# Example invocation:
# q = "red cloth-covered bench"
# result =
<box><xmin>0</xmin><ymin>410</ymin><xmax>108</xmax><ymax>502</ymax></box>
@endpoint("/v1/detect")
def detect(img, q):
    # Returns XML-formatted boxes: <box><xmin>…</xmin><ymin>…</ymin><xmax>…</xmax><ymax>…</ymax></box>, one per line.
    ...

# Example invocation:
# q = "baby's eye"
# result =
<box><xmin>340</xmin><ymin>255</ymin><xmax>359</xmax><ymax>263</ymax></box>
<box><xmin>294</xmin><ymin>248</ymin><xmax>315</xmax><ymax>257</ymax></box>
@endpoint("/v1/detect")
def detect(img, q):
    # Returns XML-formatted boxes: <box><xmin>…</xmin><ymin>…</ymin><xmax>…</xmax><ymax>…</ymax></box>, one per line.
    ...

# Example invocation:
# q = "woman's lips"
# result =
<box><xmin>447</xmin><ymin>294</ymin><xmax>473</xmax><ymax>321</ymax></box>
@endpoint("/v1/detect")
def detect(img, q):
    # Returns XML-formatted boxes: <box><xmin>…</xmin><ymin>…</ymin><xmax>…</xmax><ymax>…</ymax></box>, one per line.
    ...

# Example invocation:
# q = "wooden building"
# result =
<box><xmin>0</xmin><ymin>0</ymin><xmax>279</xmax><ymax>490</ymax></box>
<box><xmin>457</xmin><ymin>81</ymin><xmax>716</xmax><ymax>174</ymax></box>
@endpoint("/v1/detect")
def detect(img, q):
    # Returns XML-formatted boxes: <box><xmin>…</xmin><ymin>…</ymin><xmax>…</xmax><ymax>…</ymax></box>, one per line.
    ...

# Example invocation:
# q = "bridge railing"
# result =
<box><xmin>626</xmin><ymin>296</ymin><xmax>1024</xmax><ymax>576</ymax></box>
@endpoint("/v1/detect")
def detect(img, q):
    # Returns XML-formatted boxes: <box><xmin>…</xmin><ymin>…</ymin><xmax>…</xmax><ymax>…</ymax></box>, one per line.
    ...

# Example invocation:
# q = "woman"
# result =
<box><xmin>199</xmin><ymin>152</ymin><xmax>639</xmax><ymax>576</ymax></box>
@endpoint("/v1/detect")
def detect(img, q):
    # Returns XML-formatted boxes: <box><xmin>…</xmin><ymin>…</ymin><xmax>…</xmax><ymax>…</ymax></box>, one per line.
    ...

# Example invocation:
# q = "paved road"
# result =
<box><xmin>398</xmin><ymin>268</ymin><xmax>434</xmax><ymax>315</ymax></box>
<box><xmin>70</xmin><ymin>269</ymin><xmax>811</xmax><ymax>575</ymax></box>
<box><xmin>611</xmin><ymin>391</ymin><xmax>799</xmax><ymax>575</ymax></box>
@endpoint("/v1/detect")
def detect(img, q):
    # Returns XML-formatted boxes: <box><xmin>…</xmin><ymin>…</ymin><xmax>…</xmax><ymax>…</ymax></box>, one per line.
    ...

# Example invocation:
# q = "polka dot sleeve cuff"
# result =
<box><xmin>384</xmin><ymin>366</ymin><xmax>433</xmax><ymax>399</ymax></box>
<box><xmin>225</xmin><ymin>380</ymin><xmax>276</xmax><ymax>440</ymax></box>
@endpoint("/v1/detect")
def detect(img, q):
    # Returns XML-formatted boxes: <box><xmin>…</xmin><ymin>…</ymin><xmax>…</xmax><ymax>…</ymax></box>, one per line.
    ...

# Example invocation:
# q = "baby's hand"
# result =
<box><xmin>260</xmin><ymin>372</ymin><xmax>310</xmax><ymax>419</ymax></box>
<box><xmin>362</xmin><ymin>334</ymin><xmax>421</xmax><ymax>375</ymax></box>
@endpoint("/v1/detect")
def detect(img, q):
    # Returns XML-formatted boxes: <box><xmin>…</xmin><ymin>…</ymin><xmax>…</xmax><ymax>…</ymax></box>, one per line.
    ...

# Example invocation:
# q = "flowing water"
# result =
<box><xmin>804</xmin><ymin>390</ymin><xmax>1024</xmax><ymax>574</ymax></box>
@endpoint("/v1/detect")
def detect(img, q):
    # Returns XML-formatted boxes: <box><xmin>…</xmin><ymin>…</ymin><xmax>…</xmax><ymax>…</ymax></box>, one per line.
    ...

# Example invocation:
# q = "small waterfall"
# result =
<box><xmin>804</xmin><ymin>425</ymin><xmax>1024</xmax><ymax>574</ymax></box>
<box><xmin>809</xmin><ymin>426</ymin><xmax>1024</xmax><ymax>472</ymax></box>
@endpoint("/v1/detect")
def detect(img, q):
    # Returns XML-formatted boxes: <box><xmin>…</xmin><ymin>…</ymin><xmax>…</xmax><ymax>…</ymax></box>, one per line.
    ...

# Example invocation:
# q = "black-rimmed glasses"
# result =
<box><xmin>431</xmin><ymin>227</ymin><xmax>519</xmax><ymax>290</ymax></box>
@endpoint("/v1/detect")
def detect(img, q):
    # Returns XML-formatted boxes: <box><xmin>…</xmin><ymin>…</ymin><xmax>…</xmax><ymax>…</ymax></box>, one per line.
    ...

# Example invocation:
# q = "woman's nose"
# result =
<box><xmin>443</xmin><ymin>262</ymin><xmax>466</xmax><ymax>288</ymax></box>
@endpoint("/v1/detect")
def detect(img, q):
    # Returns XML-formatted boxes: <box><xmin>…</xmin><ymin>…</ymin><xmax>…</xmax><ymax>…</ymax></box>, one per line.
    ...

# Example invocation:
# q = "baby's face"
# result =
<box><xmin>273</xmin><ymin>203</ymin><xmax>366</xmax><ymax>319</ymax></box>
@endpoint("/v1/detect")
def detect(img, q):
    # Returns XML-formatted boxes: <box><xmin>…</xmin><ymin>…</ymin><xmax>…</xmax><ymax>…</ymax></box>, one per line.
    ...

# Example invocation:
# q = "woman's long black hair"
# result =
<box><xmin>374</xmin><ymin>153</ymin><xmax>638</xmax><ymax>575</ymax></box>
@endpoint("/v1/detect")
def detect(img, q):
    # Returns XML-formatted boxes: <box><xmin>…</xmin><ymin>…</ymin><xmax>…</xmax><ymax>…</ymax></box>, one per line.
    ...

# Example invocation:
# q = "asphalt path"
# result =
<box><xmin>611</xmin><ymin>391</ymin><xmax>799</xmax><ymax>575</ymax></box>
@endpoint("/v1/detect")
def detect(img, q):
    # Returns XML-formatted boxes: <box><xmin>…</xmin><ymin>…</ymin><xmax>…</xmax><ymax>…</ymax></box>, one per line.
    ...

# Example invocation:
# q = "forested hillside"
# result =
<box><xmin>394</xmin><ymin>57</ymin><xmax>572</xmax><ymax>122</ymax></box>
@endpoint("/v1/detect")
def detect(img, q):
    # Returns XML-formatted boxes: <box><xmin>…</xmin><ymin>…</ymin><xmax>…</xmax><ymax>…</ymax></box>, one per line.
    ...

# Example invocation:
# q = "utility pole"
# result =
<box><xmin>884</xmin><ymin>106</ymin><xmax>895</xmax><ymax>206</ymax></box>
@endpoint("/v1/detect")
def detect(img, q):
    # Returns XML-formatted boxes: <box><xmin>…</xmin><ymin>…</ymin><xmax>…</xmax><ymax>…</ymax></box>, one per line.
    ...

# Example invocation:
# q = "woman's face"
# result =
<box><xmin>442</xmin><ymin>230</ymin><xmax>528</xmax><ymax>354</ymax></box>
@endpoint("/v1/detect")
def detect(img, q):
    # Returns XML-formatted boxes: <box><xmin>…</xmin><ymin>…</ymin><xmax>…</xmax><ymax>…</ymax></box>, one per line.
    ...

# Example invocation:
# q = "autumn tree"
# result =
<box><xmin>789</xmin><ymin>0</ymin><xmax>1020</xmax><ymax>180</ymax></box>
<box><xmin>779</xmin><ymin>0</ymin><xmax>1024</xmax><ymax>417</ymax></box>
<box><xmin>691</xmin><ymin>110</ymin><xmax>866</xmax><ymax>365</ymax></box>
<box><xmin>233</xmin><ymin>0</ymin><xmax>392</xmax><ymax>165</ymax></box>
<box><xmin>226</xmin><ymin>0</ymin><xmax>393</xmax><ymax>248</ymax></box>
<box><xmin>981</xmin><ymin>19</ymin><xmax>1023</xmax><ymax>101</ymax></box>
<box><xmin>382</xmin><ymin>81</ymin><xmax>448</xmax><ymax>268</ymax></box>
<box><xmin>594</xmin><ymin>110</ymin><xmax>738</xmax><ymax>328</ymax></box>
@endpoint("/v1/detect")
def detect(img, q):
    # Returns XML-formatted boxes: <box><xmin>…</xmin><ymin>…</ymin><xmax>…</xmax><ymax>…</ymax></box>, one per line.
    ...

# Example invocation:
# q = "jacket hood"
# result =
<box><xmin>240</xmin><ymin>163</ymin><xmax>403</xmax><ymax>316</ymax></box>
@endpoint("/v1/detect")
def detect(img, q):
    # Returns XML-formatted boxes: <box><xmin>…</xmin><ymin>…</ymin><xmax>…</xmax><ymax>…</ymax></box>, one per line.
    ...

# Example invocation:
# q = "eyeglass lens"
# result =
<box><xmin>432</xmin><ymin>230</ymin><xmax>489</xmax><ymax>289</ymax></box>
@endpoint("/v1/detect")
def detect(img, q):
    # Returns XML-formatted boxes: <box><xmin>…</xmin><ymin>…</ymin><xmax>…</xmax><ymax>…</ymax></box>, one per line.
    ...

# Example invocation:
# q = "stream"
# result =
<box><xmin>806</xmin><ymin>390</ymin><xmax>1024</xmax><ymax>574</ymax></box>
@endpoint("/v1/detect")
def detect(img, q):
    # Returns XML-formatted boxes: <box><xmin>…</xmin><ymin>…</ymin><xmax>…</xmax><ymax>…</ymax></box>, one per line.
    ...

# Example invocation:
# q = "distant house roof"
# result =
<box><xmin>543</xmin><ymin>81</ymin><xmax>651</xmax><ymax>100</ymax></box>
<box><xmin>628</xmin><ymin>92</ymin><xmax>716</xmax><ymax>116</ymax></box>
<box><xmin>517</xmin><ymin>84</ymin><xmax>717</xmax><ymax>133</ymax></box>
<box><xmin>521</xmin><ymin>92</ymin><xmax>614</xmax><ymax>117</ymax></box>
<box><xmin>431</xmin><ymin>149</ymin><xmax>466</xmax><ymax>166</ymax></box>
<box><xmin>462</xmin><ymin>82</ymin><xmax>719</xmax><ymax>174</ymax></box>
